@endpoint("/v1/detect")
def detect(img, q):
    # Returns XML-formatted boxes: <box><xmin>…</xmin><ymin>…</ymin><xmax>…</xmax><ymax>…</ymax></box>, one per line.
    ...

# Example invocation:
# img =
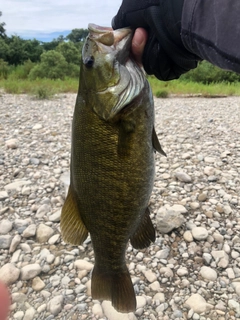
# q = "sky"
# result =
<box><xmin>1</xmin><ymin>0</ymin><xmax>122</xmax><ymax>40</ymax></box>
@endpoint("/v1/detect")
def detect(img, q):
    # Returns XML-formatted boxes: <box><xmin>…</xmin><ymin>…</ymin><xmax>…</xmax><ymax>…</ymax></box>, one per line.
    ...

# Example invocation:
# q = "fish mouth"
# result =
<box><xmin>88</xmin><ymin>23</ymin><xmax>132</xmax><ymax>51</ymax></box>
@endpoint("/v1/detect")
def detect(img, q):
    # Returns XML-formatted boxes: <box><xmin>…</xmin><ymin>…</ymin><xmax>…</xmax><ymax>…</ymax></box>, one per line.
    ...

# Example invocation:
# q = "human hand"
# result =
<box><xmin>0</xmin><ymin>281</ymin><xmax>10</xmax><ymax>320</ymax></box>
<box><xmin>112</xmin><ymin>0</ymin><xmax>200</xmax><ymax>80</ymax></box>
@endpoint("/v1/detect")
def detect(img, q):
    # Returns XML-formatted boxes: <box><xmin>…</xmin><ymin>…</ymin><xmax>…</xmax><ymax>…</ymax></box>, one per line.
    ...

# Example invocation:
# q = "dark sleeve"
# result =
<box><xmin>181</xmin><ymin>0</ymin><xmax>240</xmax><ymax>73</ymax></box>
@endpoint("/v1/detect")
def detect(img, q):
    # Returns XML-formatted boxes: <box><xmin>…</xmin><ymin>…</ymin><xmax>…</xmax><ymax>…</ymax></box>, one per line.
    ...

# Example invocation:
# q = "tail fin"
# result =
<box><xmin>91</xmin><ymin>265</ymin><xmax>136</xmax><ymax>313</ymax></box>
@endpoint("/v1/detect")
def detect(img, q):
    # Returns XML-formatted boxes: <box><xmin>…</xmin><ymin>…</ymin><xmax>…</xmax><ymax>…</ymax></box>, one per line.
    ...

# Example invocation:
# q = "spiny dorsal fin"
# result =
<box><xmin>60</xmin><ymin>185</ymin><xmax>88</xmax><ymax>245</ymax></box>
<box><xmin>130</xmin><ymin>207</ymin><xmax>155</xmax><ymax>249</ymax></box>
<box><xmin>152</xmin><ymin>127</ymin><xmax>166</xmax><ymax>156</ymax></box>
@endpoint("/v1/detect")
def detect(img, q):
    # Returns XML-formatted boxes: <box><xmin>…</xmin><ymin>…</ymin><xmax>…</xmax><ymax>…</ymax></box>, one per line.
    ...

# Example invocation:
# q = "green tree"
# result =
<box><xmin>66</xmin><ymin>28</ymin><xmax>88</xmax><ymax>43</ymax></box>
<box><xmin>29</xmin><ymin>50</ymin><xmax>68</xmax><ymax>80</ymax></box>
<box><xmin>0</xmin><ymin>12</ymin><xmax>6</xmax><ymax>38</ymax></box>
<box><xmin>56</xmin><ymin>41</ymin><xmax>80</xmax><ymax>64</ymax></box>
<box><xmin>23</xmin><ymin>39</ymin><xmax>43</xmax><ymax>63</ymax></box>
<box><xmin>0</xmin><ymin>38</ymin><xmax>9</xmax><ymax>60</ymax></box>
<box><xmin>7</xmin><ymin>35</ymin><xmax>28</xmax><ymax>65</ymax></box>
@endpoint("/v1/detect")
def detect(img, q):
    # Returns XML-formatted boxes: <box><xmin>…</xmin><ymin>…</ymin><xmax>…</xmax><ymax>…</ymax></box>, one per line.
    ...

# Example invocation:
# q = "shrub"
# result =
<box><xmin>8</xmin><ymin>59</ymin><xmax>35</xmax><ymax>80</ymax></box>
<box><xmin>0</xmin><ymin>59</ymin><xmax>9</xmax><ymax>79</ymax></box>
<box><xmin>155</xmin><ymin>90</ymin><xmax>168</xmax><ymax>98</ymax></box>
<box><xmin>29</xmin><ymin>50</ymin><xmax>68</xmax><ymax>80</ymax></box>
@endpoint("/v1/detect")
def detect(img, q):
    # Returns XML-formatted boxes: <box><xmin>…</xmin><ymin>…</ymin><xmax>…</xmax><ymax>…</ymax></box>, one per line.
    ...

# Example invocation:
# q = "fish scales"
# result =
<box><xmin>61</xmin><ymin>23</ymin><xmax>166</xmax><ymax>313</ymax></box>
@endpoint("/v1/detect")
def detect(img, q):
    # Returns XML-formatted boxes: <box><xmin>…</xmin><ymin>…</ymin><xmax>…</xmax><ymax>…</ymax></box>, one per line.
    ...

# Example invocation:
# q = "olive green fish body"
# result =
<box><xmin>61</xmin><ymin>24</ymin><xmax>166</xmax><ymax>313</ymax></box>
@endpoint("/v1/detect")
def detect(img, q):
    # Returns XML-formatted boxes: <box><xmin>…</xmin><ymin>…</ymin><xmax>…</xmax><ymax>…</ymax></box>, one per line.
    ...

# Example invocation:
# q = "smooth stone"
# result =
<box><xmin>200</xmin><ymin>266</ymin><xmax>217</xmax><ymax>281</ymax></box>
<box><xmin>153</xmin><ymin>293</ymin><xmax>165</xmax><ymax>303</ymax></box>
<box><xmin>191</xmin><ymin>227</ymin><xmax>208</xmax><ymax>241</ymax></box>
<box><xmin>0</xmin><ymin>235</ymin><xmax>12</xmax><ymax>249</ymax></box>
<box><xmin>23</xmin><ymin>307</ymin><xmax>36</xmax><ymax>320</ymax></box>
<box><xmin>149</xmin><ymin>281</ymin><xmax>161</xmax><ymax>292</ymax></box>
<box><xmin>92</xmin><ymin>304</ymin><xmax>103</xmax><ymax>317</ymax></box>
<box><xmin>74</xmin><ymin>259</ymin><xmax>93</xmax><ymax>271</ymax></box>
<box><xmin>48</xmin><ymin>209</ymin><xmax>61</xmax><ymax>222</ymax></box>
<box><xmin>183</xmin><ymin>230</ymin><xmax>193</xmax><ymax>242</ymax></box>
<box><xmin>36</xmin><ymin>204</ymin><xmax>51</xmax><ymax>218</ymax></box>
<box><xmin>12</xmin><ymin>292</ymin><xmax>27</xmax><ymax>303</ymax></box>
<box><xmin>9</xmin><ymin>234</ymin><xmax>21</xmax><ymax>253</ymax></box>
<box><xmin>22</xmin><ymin>224</ymin><xmax>36</xmax><ymax>238</ymax></box>
<box><xmin>175</xmin><ymin>171</ymin><xmax>192</xmax><ymax>183</ymax></box>
<box><xmin>13</xmin><ymin>311</ymin><xmax>24</xmax><ymax>320</ymax></box>
<box><xmin>32</xmin><ymin>124</ymin><xmax>42</xmax><ymax>130</ymax></box>
<box><xmin>184</xmin><ymin>294</ymin><xmax>207</xmax><ymax>313</ymax></box>
<box><xmin>4</xmin><ymin>180</ymin><xmax>31</xmax><ymax>191</ymax></box>
<box><xmin>21</xmin><ymin>264</ymin><xmax>41</xmax><ymax>280</ymax></box>
<box><xmin>48</xmin><ymin>234</ymin><xmax>60</xmax><ymax>245</ymax></box>
<box><xmin>198</xmin><ymin>193</ymin><xmax>208</xmax><ymax>202</ymax></box>
<box><xmin>159</xmin><ymin>267</ymin><xmax>174</xmax><ymax>278</ymax></box>
<box><xmin>0</xmin><ymin>219</ymin><xmax>13</xmax><ymax>234</ymax></box>
<box><xmin>228</xmin><ymin>300</ymin><xmax>240</xmax><ymax>313</ymax></box>
<box><xmin>212</xmin><ymin>250</ymin><xmax>229</xmax><ymax>268</ymax></box>
<box><xmin>48</xmin><ymin>295</ymin><xmax>64</xmax><ymax>316</ymax></box>
<box><xmin>5</xmin><ymin>138</ymin><xmax>19</xmax><ymax>149</ymax></box>
<box><xmin>32</xmin><ymin>276</ymin><xmax>45</xmax><ymax>291</ymax></box>
<box><xmin>13</xmin><ymin>219</ymin><xmax>29</xmax><ymax>233</ymax></box>
<box><xmin>0</xmin><ymin>191</ymin><xmax>8</xmax><ymax>200</ymax></box>
<box><xmin>143</xmin><ymin>270</ymin><xmax>157</xmax><ymax>283</ymax></box>
<box><xmin>177</xmin><ymin>268</ymin><xmax>188</xmax><ymax>276</ymax></box>
<box><xmin>0</xmin><ymin>263</ymin><xmax>20</xmax><ymax>285</ymax></box>
<box><xmin>101</xmin><ymin>301</ymin><xmax>137</xmax><ymax>320</ymax></box>
<box><xmin>36</xmin><ymin>224</ymin><xmax>54</xmax><ymax>243</ymax></box>
<box><xmin>136</xmin><ymin>296</ymin><xmax>147</xmax><ymax>309</ymax></box>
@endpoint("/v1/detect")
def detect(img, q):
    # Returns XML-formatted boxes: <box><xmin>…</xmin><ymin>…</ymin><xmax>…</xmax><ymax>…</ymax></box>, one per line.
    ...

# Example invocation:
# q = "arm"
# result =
<box><xmin>112</xmin><ymin>0</ymin><xmax>240</xmax><ymax>80</ymax></box>
<box><xmin>182</xmin><ymin>0</ymin><xmax>240</xmax><ymax>74</ymax></box>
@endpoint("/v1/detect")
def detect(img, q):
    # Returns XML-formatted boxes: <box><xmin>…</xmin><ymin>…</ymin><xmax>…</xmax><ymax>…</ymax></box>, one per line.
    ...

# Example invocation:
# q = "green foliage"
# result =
<box><xmin>181</xmin><ymin>61</ymin><xmax>240</xmax><ymax>84</ymax></box>
<box><xmin>29</xmin><ymin>50</ymin><xmax>68</xmax><ymax>80</ymax></box>
<box><xmin>56</xmin><ymin>41</ymin><xmax>80</xmax><ymax>64</ymax></box>
<box><xmin>0</xmin><ymin>38</ymin><xmax>9</xmax><ymax>60</ymax></box>
<box><xmin>0</xmin><ymin>12</ymin><xmax>6</xmax><ymax>39</ymax></box>
<box><xmin>0</xmin><ymin>59</ymin><xmax>9</xmax><ymax>79</ymax></box>
<box><xmin>66</xmin><ymin>28</ymin><xmax>88</xmax><ymax>43</ymax></box>
<box><xmin>155</xmin><ymin>90</ymin><xmax>168</xmax><ymax>98</ymax></box>
<box><xmin>33</xmin><ymin>85</ymin><xmax>54</xmax><ymax>99</ymax></box>
<box><xmin>8</xmin><ymin>60</ymin><xmax>35</xmax><ymax>80</ymax></box>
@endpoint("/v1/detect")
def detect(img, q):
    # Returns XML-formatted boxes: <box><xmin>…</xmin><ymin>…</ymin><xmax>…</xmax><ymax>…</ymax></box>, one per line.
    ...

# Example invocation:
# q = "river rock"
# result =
<box><xmin>0</xmin><ymin>263</ymin><xmax>20</xmax><ymax>285</ymax></box>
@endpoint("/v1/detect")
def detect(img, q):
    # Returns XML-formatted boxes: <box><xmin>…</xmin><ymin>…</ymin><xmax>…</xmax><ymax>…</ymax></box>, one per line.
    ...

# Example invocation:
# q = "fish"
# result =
<box><xmin>60</xmin><ymin>23</ymin><xmax>166</xmax><ymax>313</ymax></box>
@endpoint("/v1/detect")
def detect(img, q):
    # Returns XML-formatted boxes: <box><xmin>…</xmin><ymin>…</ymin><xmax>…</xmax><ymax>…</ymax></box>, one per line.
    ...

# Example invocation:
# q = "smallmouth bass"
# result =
<box><xmin>61</xmin><ymin>23</ymin><xmax>166</xmax><ymax>313</ymax></box>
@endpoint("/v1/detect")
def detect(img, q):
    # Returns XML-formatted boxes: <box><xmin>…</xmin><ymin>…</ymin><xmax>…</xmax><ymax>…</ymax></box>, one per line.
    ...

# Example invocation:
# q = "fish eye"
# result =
<box><xmin>84</xmin><ymin>56</ymin><xmax>95</xmax><ymax>68</ymax></box>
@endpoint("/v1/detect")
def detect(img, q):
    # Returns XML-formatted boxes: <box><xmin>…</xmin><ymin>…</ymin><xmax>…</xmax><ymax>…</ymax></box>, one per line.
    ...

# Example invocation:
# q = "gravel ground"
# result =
<box><xmin>1</xmin><ymin>93</ymin><xmax>240</xmax><ymax>320</ymax></box>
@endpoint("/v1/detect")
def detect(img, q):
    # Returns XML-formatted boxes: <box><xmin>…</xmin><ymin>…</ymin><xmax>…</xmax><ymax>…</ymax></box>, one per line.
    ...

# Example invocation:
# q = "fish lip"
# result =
<box><xmin>88</xmin><ymin>23</ymin><xmax>132</xmax><ymax>47</ymax></box>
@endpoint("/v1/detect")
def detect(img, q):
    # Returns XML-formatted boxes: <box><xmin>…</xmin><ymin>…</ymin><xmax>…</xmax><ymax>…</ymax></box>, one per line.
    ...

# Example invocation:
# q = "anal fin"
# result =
<box><xmin>152</xmin><ymin>127</ymin><xmax>166</xmax><ymax>156</ymax></box>
<box><xmin>60</xmin><ymin>185</ymin><xmax>88</xmax><ymax>245</ymax></box>
<box><xmin>130</xmin><ymin>207</ymin><xmax>155</xmax><ymax>249</ymax></box>
<box><xmin>91</xmin><ymin>264</ymin><xmax>136</xmax><ymax>313</ymax></box>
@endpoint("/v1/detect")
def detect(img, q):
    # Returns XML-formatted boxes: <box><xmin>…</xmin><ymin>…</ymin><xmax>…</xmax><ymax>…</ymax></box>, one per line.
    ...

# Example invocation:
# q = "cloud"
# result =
<box><xmin>1</xmin><ymin>0</ymin><xmax>122</xmax><ymax>34</ymax></box>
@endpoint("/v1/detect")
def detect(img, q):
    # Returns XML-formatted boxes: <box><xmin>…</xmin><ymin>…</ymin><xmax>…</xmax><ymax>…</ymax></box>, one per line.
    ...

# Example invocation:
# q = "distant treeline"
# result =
<box><xmin>1</xmin><ymin>11</ymin><xmax>240</xmax><ymax>83</ymax></box>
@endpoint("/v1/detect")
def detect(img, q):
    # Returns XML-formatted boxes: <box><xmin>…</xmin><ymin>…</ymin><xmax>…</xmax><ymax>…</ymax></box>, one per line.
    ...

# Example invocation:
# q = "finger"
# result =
<box><xmin>0</xmin><ymin>281</ymin><xmax>10</xmax><ymax>320</ymax></box>
<box><xmin>131</xmin><ymin>28</ymin><xmax>148</xmax><ymax>66</ymax></box>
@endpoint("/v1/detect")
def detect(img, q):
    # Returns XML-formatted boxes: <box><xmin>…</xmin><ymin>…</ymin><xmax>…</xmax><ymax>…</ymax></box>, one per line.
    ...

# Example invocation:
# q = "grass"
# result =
<box><xmin>1</xmin><ymin>76</ymin><xmax>240</xmax><ymax>98</ymax></box>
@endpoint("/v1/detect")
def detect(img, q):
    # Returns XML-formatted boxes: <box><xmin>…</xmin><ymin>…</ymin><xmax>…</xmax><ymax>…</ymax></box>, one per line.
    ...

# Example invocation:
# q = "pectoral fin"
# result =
<box><xmin>152</xmin><ymin>127</ymin><xmax>166</xmax><ymax>156</ymax></box>
<box><xmin>60</xmin><ymin>185</ymin><xmax>88</xmax><ymax>245</ymax></box>
<box><xmin>130</xmin><ymin>207</ymin><xmax>155</xmax><ymax>249</ymax></box>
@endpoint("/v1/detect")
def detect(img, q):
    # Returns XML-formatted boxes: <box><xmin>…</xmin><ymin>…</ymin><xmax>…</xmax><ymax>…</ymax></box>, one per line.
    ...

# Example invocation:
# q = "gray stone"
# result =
<box><xmin>0</xmin><ymin>263</ymin><xmax>20</xmax><ymax>285</ymax></box>
<box><xmin>21</xmin><ymin>264</ymin><xmax>41</xmax><ymax>280</ymax></box>
<box><xmin>156</xmin><ymin>206</ymin><xmax>185</xmax><ymax>234</ymax></box>
<box><xmin>48</xmin><ymin>209</ymin><xmax>61</xmax><ymax>222</ymax></box>
<box><xmin>36</xmin><ymin>224</ymin><xmax>54</xmax><ymax>243</ymax></box>
<box><xmin>23</xmin><ymin>308</ymin><xmax>36</xmax><ymax>320</ymax></box>
<box><xmin>143</xmin><ymin>270</ymin><xmax>157</xmax><ymax>283</ymax></box>
<box><xmin>48</xmin><ymin>234</ymin><xmax>60</xmax><ymax>245</ymax></box>
<box><xmin>4</xmin><ymin>180</ymin><xmax>31</xmax><ymax>191</ymax></box>
<box><xmin>48</xmin><ymin>295</ymin><xmax>64</xmax><ymax>316</ymax></box>
<box><xmin>12</xmin><ymin>292</ymin><xmax>27</xmax><ymax>303</ymax></box>
<box><xmin>22</xmin><ymin>224</ymin><xmax>37</xmax><ymax>238</ymax></box>
<box><xmin>13</xmin><ymin>311</ymin><xmax>24</xmax><ymax>320</ymax></box>
<box><xmin>228</xmin><ymin>300</ymin><xmax>240</xmax><ymax>313</ymax></box>
<box><xmin>13</xmin><ymin>219</ymin><xmax>29</xmax><ymax>233</ymax></box>
<box><xmin>175</xmin><ymin>171</ymin><xmax>192</xmax><ymax>183</ymax></box>
<box><xmin>0</xmin><ymin>235</ymin><xmax>12</xmax><ymax>249</ymax></box>
<box><xmin>9</xmin><ymin>234</ymin><xmax>21</xmax><ymax>253</ymax></box>
<box><xmin>0</xmin><ymin>219</ymin><xmax>13</xmax><ymax>234</ymax></box>
<box><xmin>36</xmin><ymin>204</ymin><xmax>51</xmax><ymax>218</ymax></box>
